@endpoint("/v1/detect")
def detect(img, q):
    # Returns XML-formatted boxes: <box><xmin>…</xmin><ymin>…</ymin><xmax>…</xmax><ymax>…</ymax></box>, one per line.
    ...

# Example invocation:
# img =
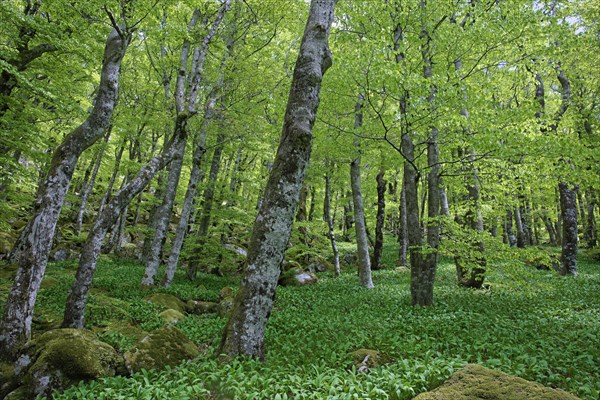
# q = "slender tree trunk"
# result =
<box><xmin>351</xmin><ymin>158</ymin><xmax>374</xmax><ymax>288</ymax></box>
<box><xmin>162</xmin><ymin>92</ymin><xmax>218</xmax><ymax>287</ymax></box>
<box><xmin>0</xmin><ymin>26</ymin><xmax>130</xmax><ymax>360</ymax></box>
<box><xmin>308</xmin><ymin>186</ymin><xmax>316</xmax><ymax>222</ymax></box>
<box><xmin>505</xmin><ymin>208</ymin><xmax>517</xmax><ymax>246</ymax></box>
<box><xmin>559</xmin><ymin>182</ymin><xmax>578</xmax><ymax>276</ymax></box>
<box><xmin>142</xmin><ymin>2</ymin><xmax>231</xmax><ymax>286</ymax></box>
<box><xmin>342</xmin><ymin>190</ymin><xmax>353</xmax><ymax>241</ymax></box>
<box><xmin>98</xmin><ymin>137</ymin><xmax>126</xmax><ymax>214</ymax></box>
<box><xmin>219</xmin><ymin>0</ymin><xmax>335</xmax><ymax>359</ymax></box>
<box><xmin>372</xmin><ymin>169</ymin><xmax>386</xmax><ymax>270</ymax></box>
<box><xmin>514</xmin><ymin>205</ymin><xmax>527</xmax><ymax>248</ymax></box>
<box><xmin>63</xmin><ymin>127</ymin><xmax>187</xmax><ymax>328</ymax></box>
<box><xmin>75</xmin><ymin>131</ymin><xmax>110</xmax><ymax>235</ymax></box>
<box><xmin>187</xmin><ymin>130</ymin><xmax>226</xmax><ymax>280</ymax></box>
<box><xmin>541</xmin><ymin>208</ymin><xmax>558</xmax><ymax>245</ymax></box>
<box><xmin>584</xmin><ymin>190</ymin><xmax>597</xmax><ymax>248</ymax></box>
<box><xmin>398</xmin><ymin>183</ymin><xmax>408</xmax><ymax>266</ymax></box>
<box><xmin>324</xmin><ymin>172</ymin><xmax>340</xmax><ymax>276</ymax></box>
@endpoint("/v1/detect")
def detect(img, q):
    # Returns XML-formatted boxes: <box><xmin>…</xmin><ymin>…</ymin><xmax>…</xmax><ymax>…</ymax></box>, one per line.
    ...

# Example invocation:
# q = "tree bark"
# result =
<box><xmin>187</xmin><ymin>130</ymin><xmax>226</xmax><ymax>280</ymax></box>
<box><xmin>75</xmin><ymin>131</ymin><xmax>110</xmax><ymax>235</ymax></box>
<box><xmin>324</xmin><ymin>172</ymin><xmax>340</xmax><ymax>276</ymax></box>
<box><xmin>0</xmin><ymin>25</ymin><xmax>130</xmax><ymax>360</ymax></box>
<box><xmin>141</xmin><ymin>1</ymin><xmax>231</xmax><ymax>286</ymax></box>
<box><xmin>372</xmin><ymin>169</ymin><xmax>386</xmax><ymax>270</ymax></box>
<box><xmin>351</xmin><ymin>157</ymin><xmax>374</xmax><ymax>288</ymax></box>
<box><xmin>559</xmin><ymin>182</ymin><xmax>578</xmax><ymax>276</ymax></box>
<box><xmin>62</xmin><ymin>123</ymin><xmax>188</xmax><ymax>328</ymax></box>
<box><xmin>398</xmin><ymin>182</ymin><xmax>408</xmax><ymax>266</ymax></box>
<box><xmin>514</xmin><ymin>205</ymin><xmax>527</xmax><ymax>248</ymax></box>
<box><xmin>219</xmin><ymin>0</ymin><xmax>335</xmax><ymax>359</ymax></box>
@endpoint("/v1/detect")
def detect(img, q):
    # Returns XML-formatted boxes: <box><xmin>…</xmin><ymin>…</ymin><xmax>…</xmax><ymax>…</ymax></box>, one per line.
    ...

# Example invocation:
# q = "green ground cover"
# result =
<box><xmin>1</xmin><ymin>244</ymin><xmax>598</xmax><ymax>399</ymax></box>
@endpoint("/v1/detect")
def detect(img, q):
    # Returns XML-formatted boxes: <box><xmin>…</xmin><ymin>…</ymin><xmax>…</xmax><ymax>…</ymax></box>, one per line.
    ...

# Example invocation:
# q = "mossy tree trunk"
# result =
<box><xmin>0</xmin><ymin>24</ymin><xmax>130</xmax><ymax>360</ymax></box>
<box><xmin>219</xmin><ymin>0</ymin><xmax>336</xmax><ymax>359</ymax></box>
<box><xmin>371</xmin><ymin>169</ymin><xmax>386</xmax><ymax>270</ymax></box>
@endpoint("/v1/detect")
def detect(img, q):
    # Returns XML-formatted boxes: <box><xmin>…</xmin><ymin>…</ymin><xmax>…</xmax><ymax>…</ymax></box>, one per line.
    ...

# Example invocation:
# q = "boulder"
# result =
<box><xmin>159</xmin><ymin>309</ymin><xmax>186</xmax><ymax>324</ymax></box>
<box><xmin>278</xmin><ymin>268</ymin><xmax>317</xmax><ymax>287</ymax></box>
<box><xmin>123</xmin><ymin>325</ymin><xmax>199</xmax><ymax>374</ymax></box>
<box><xmin>219</xmin><ymin>287</ymin><xmax>234</xmax><ymax>300</ymax></box>
<box><xmin>306</xmin><ymin>261</ymin><xmax>328</xmax><ymax>273</ymax></box>
<box><xmin>342</xmin><ymin>252</ymin><xmax>357</xmax><ymax>266</ymax></box>
<box><xmin>186</xmin><ymin>300</ymin><xmax>218</xmax><ymax>315</ymax></box>
<box><xmin>395</xmin><ymin>266</ymin><xmax>410</xmax><ymax>273</ymax></box>
<box><xmin>144</xmin><ymin>293</ymin><xmax>185</xmax><ymax>314</ymax></box>
<box><xmin>217</xmin><ymin>296</ymin><xmax>235</xmax><ymax>318</ymax></box>
<box><xmin>14</xmin><ymin>329</ymin><xmax>122</xmax><ymax>399</ymax></box>
<box><xmin>413</xmin><ymin>364</ymin><xmax>581</xmax><ymax>400</ymax></box>
<box><xmin>350</xmin><ymin>348</ymin><xmax>391</xmax><ymax>372</ymax></box>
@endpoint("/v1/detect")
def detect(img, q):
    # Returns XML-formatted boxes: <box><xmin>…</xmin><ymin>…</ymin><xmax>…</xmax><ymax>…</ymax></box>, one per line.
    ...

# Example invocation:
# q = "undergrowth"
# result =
<box><xmin>1</xmin><ymin>243</ymin><xmax>598</xmax><ymax>399</ymax></box>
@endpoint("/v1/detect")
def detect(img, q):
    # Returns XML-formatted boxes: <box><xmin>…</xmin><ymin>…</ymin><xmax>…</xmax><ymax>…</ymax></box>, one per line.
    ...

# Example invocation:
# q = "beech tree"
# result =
<box><xmin>0</xmin><ymin>5</ymin><xmax>133</xmax><ymax>359</ymax></box>
<box><xmin>219</xmin><ymin>0</ymin><xmax>336</xmax><ymax>359</ymax></box>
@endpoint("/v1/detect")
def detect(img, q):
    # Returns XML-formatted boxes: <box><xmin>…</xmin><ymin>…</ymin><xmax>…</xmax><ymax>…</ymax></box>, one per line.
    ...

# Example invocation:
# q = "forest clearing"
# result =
<box><xmin>1</xmin><ymin>0</ymin><xmax>599</xmax><ymax>398</ymax></box>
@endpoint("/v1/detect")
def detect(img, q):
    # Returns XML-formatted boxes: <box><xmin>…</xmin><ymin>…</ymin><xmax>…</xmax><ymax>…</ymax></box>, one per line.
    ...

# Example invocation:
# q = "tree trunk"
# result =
<box><xmin>308</xmin><ymin>186</ymin><xmax>316</xmax><ymax>221</ymax></box>
<box><xmin>351</xmin><ymin>158</ymin><xmax>374</xmax><ymax>288</ymax></box>
<box><xmin>0</xmin><ymin>25</ymin><xmax>130</xmax><ymax>360</ymax></box>
<box><xmin>219</xmin><ymin>0</ymin><xmax>335</xmax><ymax>359</ymax></box>
<box><xmin>75</xmin><ymin>131</ymin><xmax>110</xmax><ymax>235</ymax></box>
<box><xmin>371</xmin><ymin>169</ymin><xmax>386</xmax><ymax>270</ymax></box>
<box><xmin>559</xmin><ymin>182</ymin><xmax>578</xmax><ymax>276</ymax></box>
<box><xmin>504</xmin><ymin>208</ymin><xmax>517</xmax><ymax>246</ymax></box>
<box><xmin>342</xmin><ymin>190</ymin><xmax>354</xmax><ymax>241</ymax></box>
<box><xmin>62</xmin><ymin>126</ymin><xmax>187</xmax><ymax>328</ymax></box>
<box><xmin>187</xmin><ymin>130</ymin><xmax>226</xmax><ymax>280</ymax></box>
<box><xmin>584</xmin><ymin>190</ymin><xmax>597</xmax><ymax>248</ymax></box>
<box><xmin>324</xmin><ymin>172</ymin><xmax>340</xmax><ymax>276</ymax></box>
<box><xmin>142</xmin><ymin>2</ymin><xmax>231</xmax><ymax>286</ymax></box>
<box><xmin>514</xmin><ymin>205</ymin><xmax>527</xmax><ymax>248</ymax></box>
<box><xmin>398</xmin><ymin>182</ymin><xmax>408</xmax><ymax>266</ymax></box>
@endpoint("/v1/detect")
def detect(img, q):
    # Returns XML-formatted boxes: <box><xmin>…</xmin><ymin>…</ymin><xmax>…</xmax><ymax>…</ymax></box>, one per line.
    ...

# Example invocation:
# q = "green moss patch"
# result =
<box><xmin>414</xmin><ymin>364</ymin><xmax>580</xmax><ymax>400</ymax></box>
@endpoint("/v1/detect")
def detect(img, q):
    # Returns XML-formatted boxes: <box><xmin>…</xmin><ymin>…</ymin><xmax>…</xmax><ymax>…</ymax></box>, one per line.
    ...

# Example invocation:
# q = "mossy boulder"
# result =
<box><xmin>40</xmin><ymin>276</ymin><xmax>59</xmax><ymax>289</ymax></box>
<box><xmin>159</xmin><ymin>308</ymin><xmax>186</xmax><ymax>324</ymax></box>
<box><xmin>186</xmin><ymin>300</ymin><xmax>218</xmax><ymax>315</ymax></box>
<box><xmin>144</xmin><ymin>293</ymin><xmax>185</xmax><ymax>314</ymax></box>
<box><xmin>278</xmin><ymin>267</ymin><xmax>317</xmax><ymax>286</ymax></box>
<box><xmin>123</xmin><ymin>325</ymin><xmax>199</xmax><ymax>374</ymax></box>
<box><xmin>217</xmin><ymin>296</ymin><xmax>235</xmax><ymax>318</ymax></box>
<box><xmin>219</xmin><ymin>287</ymin><xmax>234</xmax><ymax>300</ymax></box>
<box><xmin>15</xmin><ymin>328</ymin><xmax>122</xmax><ymax>399</ymax></box>
<box><xmin>350</xmin><ymin>348</ymin><xmax>391</xmax><ymax>371</ymax></box>
<box><xmin>413</xmin><ymin>364</ymin><xmax>580</xmax><ymax>400</ymax></box>
<box><xmin>0</xmin><ymin>361</ymin><xmax>18</xmax><ymax>399</ymax></box>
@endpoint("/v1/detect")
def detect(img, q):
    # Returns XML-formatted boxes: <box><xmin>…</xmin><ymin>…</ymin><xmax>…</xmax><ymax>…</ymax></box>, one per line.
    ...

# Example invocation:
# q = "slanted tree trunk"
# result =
<box><xmin>371</xmin><ymin>169</ymin><xmax>386</xmax><ymax>270</ymax></box>
<box><xmin>219</xmin><ymin>0</ymin><xmax>335</xmax><ymax>359</ymax></box>
<box><xmin>0</xmin><ymin>25</ymin><xmax>130</xmax><ymax>360</ymax></box>
<box><xmin>324</xmin><ymin>172</ymin><xmax>340</xmax><ymax>276</ymax></box>
<box><xmin>541</xmin><ymin>208</ymin><xmax>558</xmax><ymax>245</ymax></box>
<box><xmin>559</xmin><ymin>182</ymin><xmax>578</xmax><ymax>276</ymax></box>
<box><xmin>162</xmin><ymin>91</ymin><xmax>218</xmax><ymax>287</ymax></box>
<box><xmin>141</xmin><ymin>1</ymin><xmax>231</xmax><ymax>286</ymax></box>
<box><xmin>62</xmin><ymin>125</ymin><xmax>188</xmax><ymax>328</ymax></box>
<box><xmin>75</xmin><ymin>131</ymin><xmax>110</xmax><ymax>235</ymax></box>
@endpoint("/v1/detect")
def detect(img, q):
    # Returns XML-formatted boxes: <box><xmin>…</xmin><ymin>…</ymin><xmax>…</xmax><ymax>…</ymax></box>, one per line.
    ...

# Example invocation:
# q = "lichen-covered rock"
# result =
<box><xmin>123</xmin><ymin>325</ymin><xmax>199</xmax><ymax>374</ymax></box>
<box><xmin>144</xmin><ymin>293</ymin><xmax>185</xmax><ymax>314</ymax></box>
<box><xmin>413</xmin><ymin>364</ymin><xmax>581</xmax><ymax>400</ymax></box>
<box><xmin>278</xmin><ymin>268</ymin><xmax>318</xmax><ymax>286</ymax></box>
<box><xmin>219</xmin><ymin>287</ymin><xmax>234</xmax><ymax>300</ymax></box>
<box><xmin>159</xmin><ymin>309</ymin><xmax>186</xmax><ymax>324</ymax></box>
<box><xmin>186</xmin><ymin>300</ymin><xmax>218</xmax><ymax>315</ymax></box>
<box><xmin>350</xmin><ymin>348</ymin><xmax>390</xmax><ymax>371</ymax></box>
<box><xmin>217</xmin><ymin>296</ymin><xmax>235</xmax><ymax>318</ymax></box>
<box><xmin>16</xmin><ymin>329</ymin><xmax>122</xmax><ymax>399</ymax></box>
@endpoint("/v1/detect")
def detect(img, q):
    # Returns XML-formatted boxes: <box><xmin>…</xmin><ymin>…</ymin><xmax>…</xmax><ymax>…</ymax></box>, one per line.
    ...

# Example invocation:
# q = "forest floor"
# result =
<box><xmin>0</xmin><ymin>243</ymin><xmax>599</xmax><ymax>399</ymax></box>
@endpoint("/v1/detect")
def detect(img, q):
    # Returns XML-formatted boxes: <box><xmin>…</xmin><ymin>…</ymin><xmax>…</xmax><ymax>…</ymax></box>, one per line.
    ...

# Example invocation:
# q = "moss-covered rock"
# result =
<box><xmin>40</xmin><ymin>276</ymin><xmax>59</xmax><ymax>289</ymax></box>
<box><xmin>219</xmin><ymin>287</ymin><xmax>234</xmax><ymax>300</ymax></box>
<box><xmin>144</xmin><ymin>293</ymin><xmax>185</xmax><ymax>314</ymax></box>
<box><xmin>350</xmin><ymin>348</ymin><xmax>391</xmax><ymax>371</ymax></box>
<box><xmin>278</xmin><ymin>268</ymin><xmax>318</xmax><ymax>286</ymax></box>
<box><xmin>16</xmin><ymin>328</ymin><xmax>122</xmax><ymax>399</ymax></box>
<box><xmin>159</xmin><ymin>309</ymin><xmax>186</xmax><ymax>324</ymax></box>
<box><xmin>123</xmin><ymin>325</ymin><xmax>199</xmax><ymax>374</ymax></box>
<box><xmin>0</xmin><ymin>361</ymin><xmax>18</xmax><ymax>399</ymax></box>
<box><xmin>413</xmin><ymin>364</ymin><xmax>580</xmax><ymax>400</ymax></box>
<box><xmin>217</xmin><ymin>296</ymin><xmax>235</xmax><ymax>318</ymax></box>
<box><xmin>186</xmin><ymin>300</ymin><xmax>218</xmax><ymax>315</ymax></box>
